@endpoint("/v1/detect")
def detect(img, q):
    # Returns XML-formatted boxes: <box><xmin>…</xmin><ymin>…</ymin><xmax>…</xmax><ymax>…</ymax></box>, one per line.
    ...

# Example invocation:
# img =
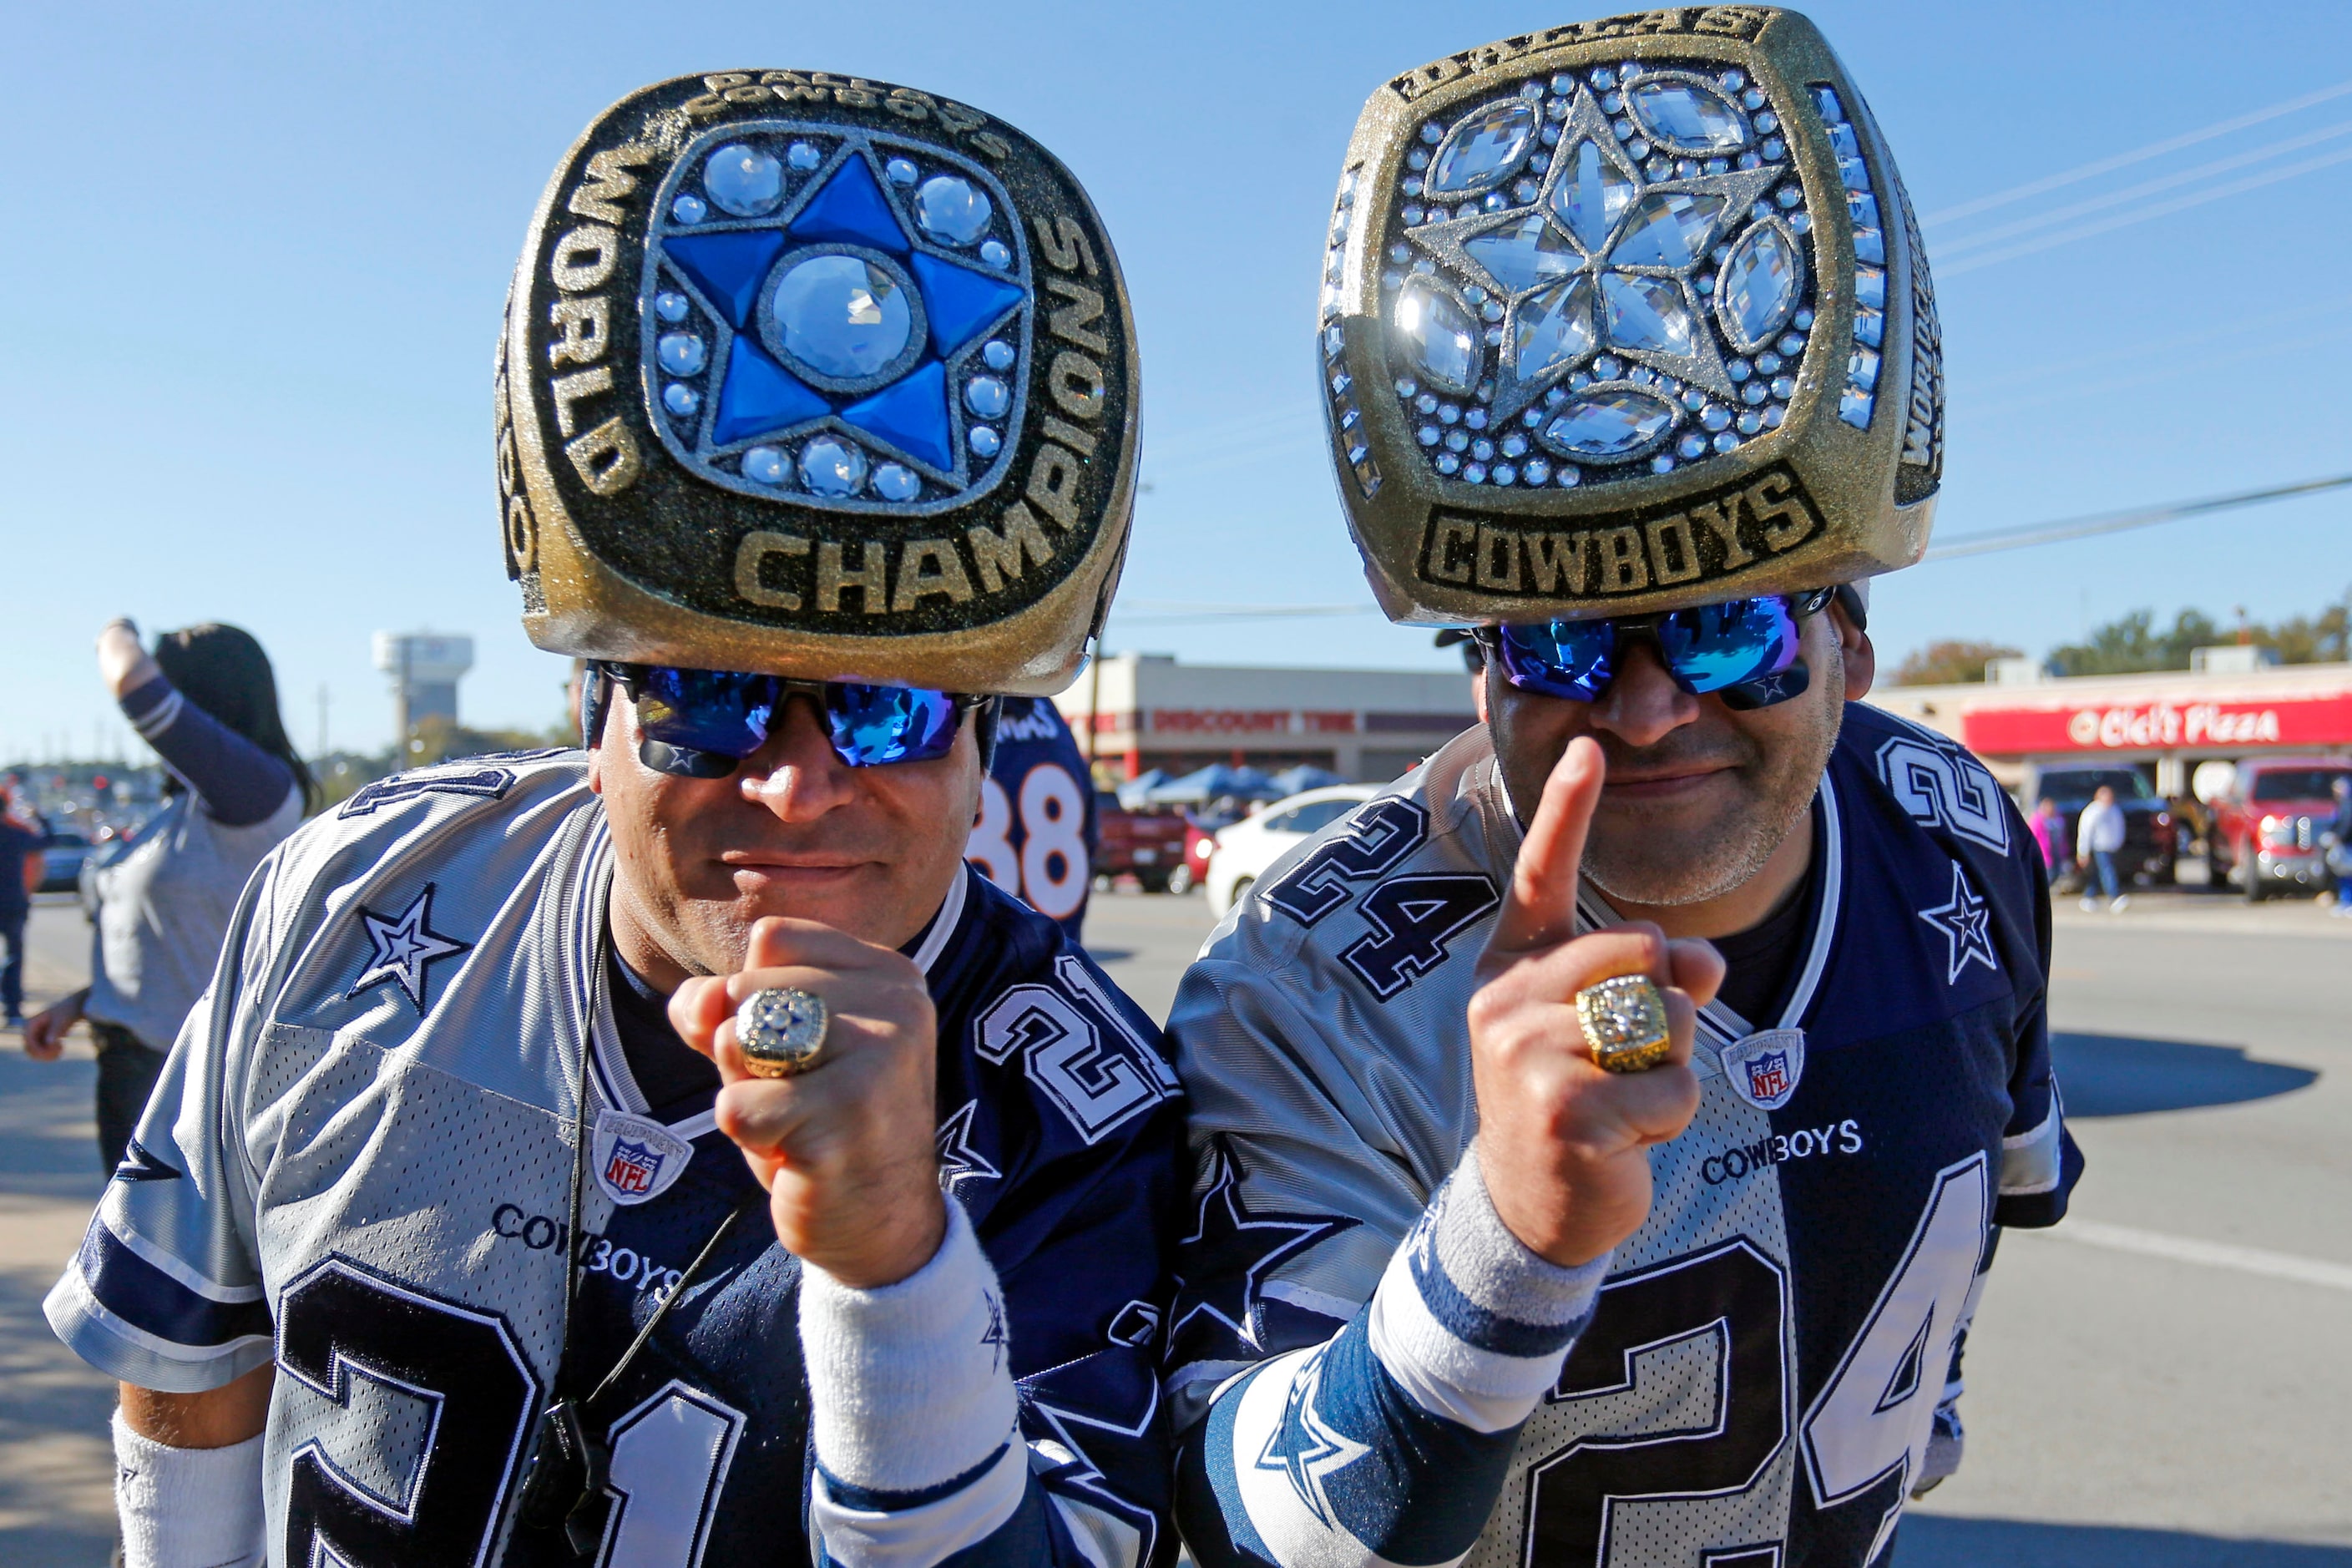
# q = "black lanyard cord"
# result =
<box><xmin>582</xmin><ymin>1202</ymin><xmax>747</xmax><ymax>1410</ymax></box>
<box><xmin>556</xmin><ymin>1011</ymin><xmax>594</xmax><ymax>1393</ymax></box>
<box><xmin>516</xmin><ymin>1003</ymin><xmax>755</xmax><ymax>1550</ymax></box>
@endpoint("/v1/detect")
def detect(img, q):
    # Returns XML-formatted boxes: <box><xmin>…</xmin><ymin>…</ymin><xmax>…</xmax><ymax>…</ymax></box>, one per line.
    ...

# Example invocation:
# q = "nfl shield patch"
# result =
<box><xmin>591</xmin><ymin>1109</ymin><xmax>694</xmax><ymax>1206</ymax></box>
<box><xmin>1722</xmin><ymin>1028</ymin><xmax>1806</xmax><ymax>1112</ymax></box>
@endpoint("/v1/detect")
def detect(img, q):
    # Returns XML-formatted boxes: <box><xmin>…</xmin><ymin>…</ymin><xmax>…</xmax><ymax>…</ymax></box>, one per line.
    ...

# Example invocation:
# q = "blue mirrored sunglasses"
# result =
<box><xmin>591</xmin><ymin>663</ymin><xmax>979</xmax><ymax>776</ymax></box>
<box><xmin>1486</xmin><ymin>589</ymin><xmax>1835</xmax><ymax>710</ymax></box>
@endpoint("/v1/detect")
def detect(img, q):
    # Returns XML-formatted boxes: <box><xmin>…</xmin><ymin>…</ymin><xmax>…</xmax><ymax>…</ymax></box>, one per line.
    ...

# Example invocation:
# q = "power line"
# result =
<box><xmin>1922</xmin><ymin>74</ymin><xmax>2352</xmax><ymax>226</ymax></box>
<box><xmin>1105</xmin><ymin>475</ymin><xmax>2352</xmax><ymax>620</ymax></box>
<box><xmin>1922</xmin><ymin>473</ymin><xmax>2352</xmax><ymax>561</ymax></box>
<box><xmin>1934</xmin><ymin>119</ymin><xmax>2352</xmax><ymax>260</ymax></box>
<box><xmin>1939</xmin><ymin>143</ymin><xmax>2352</xmax><ymax>276</ymax></box>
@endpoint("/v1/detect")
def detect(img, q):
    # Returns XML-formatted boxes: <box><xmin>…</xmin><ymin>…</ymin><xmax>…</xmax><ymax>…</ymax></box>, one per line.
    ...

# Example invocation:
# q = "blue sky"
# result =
<box><xmin>4</xmin><ymin>1</ymin><xmax>2349</xmax><ymax>760</ymax></box>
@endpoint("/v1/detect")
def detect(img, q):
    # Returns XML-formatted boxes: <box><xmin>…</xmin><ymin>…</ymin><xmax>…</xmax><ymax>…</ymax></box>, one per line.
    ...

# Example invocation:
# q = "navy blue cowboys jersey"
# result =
<box><xmin>47</xmin><ymin>753</ymin><xmax>1183</xmax><ymax>1568</ymax></box>
<box><xmin>970</xmin><ymin>697</ymin><xmax>1099</xmax><ymax>939</ymax></box>
<box><xmin>1163</xmin><ymin>706</ymin><xmax>2082</xmax><ymax>1568</ymax></box>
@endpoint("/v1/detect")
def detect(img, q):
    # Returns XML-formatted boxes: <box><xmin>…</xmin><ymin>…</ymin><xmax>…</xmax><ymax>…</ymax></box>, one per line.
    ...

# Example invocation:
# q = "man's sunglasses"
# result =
<box><xmin>589</xmin><ymin>662</ymin><xmax>985</xmax><ymax>777</ymax></box>
<box><xmin>1482</xmin><ymin>588</ymin><xmax>1837</xmax><ymax>711</ymax></box>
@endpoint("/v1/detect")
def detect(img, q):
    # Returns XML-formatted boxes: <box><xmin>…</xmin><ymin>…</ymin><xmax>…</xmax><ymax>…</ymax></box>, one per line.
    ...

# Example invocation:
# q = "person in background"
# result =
<box><xmin>0</xmin><ymin>782</ymin><xmax>42</xmax><ymax>1028</ymax></box>
<box><xmin>2076</xmin><ymin>783</ymin><xmax>2128</xmax><ymax>913</ymax></box>
<box><xmin>2028</xmin><ymin>796</ymin><xmax>2068</xmax><ymax>883</ymax></box>
<box><xmin>23</xmin><ymin>620</ymin><xmax>313</xmax><ymax>1170</ymax></box>
<box><xmin>967</xmin><ymin>695</ymin><xmax>1100</xmax><ymax>940</ymax></box>
<box><xmin>2327</xmin><ymin>776</ymin><xmax>2352</xmax><ymax>918</ymax></box>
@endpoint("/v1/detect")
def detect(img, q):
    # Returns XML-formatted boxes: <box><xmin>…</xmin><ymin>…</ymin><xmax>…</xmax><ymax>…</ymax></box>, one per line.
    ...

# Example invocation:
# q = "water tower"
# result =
<box><xmin>372</xmin><ymin>632</ymin><xmax>475</xmax><ymax>741</ymax></box>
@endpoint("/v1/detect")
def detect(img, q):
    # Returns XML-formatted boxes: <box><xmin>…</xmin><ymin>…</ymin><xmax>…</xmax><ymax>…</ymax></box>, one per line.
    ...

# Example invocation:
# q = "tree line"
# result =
<box><xmin>1893</xmin><ymin>601</ymin><xmax>2352</xmax><ymax>686</ymax></box>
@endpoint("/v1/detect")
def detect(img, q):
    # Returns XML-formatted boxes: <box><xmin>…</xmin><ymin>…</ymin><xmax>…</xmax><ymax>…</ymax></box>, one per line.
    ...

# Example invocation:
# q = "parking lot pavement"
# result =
<box><xmin>5</xmin><ymin>887</ymin><xmax>2342</xmax><ymax>1563</ymax></box>
<box><xmin>0</xmin><ymin>897</ymin><xmax>117</xmax><ymax>1567</ymax></box>
<box><xmin>1082</xmin><ymin>883</ymin><xmax>1221</xmax><ymax>1024</ymax></box>
<box><xmin>2051</xmin><ymin>879</ymin><xmax>2351</xmax><ymax>940</ymax></box>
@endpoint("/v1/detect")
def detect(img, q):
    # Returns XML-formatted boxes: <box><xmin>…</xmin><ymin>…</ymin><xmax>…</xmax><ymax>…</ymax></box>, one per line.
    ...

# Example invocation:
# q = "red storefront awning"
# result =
<box><xmin>1961</xmin><ymin>691</ymin><xmax>2352</xmax><ymax>755</ymax></box>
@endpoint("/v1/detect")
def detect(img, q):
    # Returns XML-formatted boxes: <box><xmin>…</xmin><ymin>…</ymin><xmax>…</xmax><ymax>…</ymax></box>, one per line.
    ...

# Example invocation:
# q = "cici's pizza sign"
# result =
<box><xmin>1962</xmin><ymin>693</ymin><xmax>2352</xmax><ymax>754</ymax></box>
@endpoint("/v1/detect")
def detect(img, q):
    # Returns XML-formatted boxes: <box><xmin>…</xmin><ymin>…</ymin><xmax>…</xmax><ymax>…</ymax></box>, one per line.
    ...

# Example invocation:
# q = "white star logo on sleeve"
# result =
<box><xmin>935</xmin><ymin>1099</ymin><xmax>1003</xmax><ymax>1196</ymax></box>
<box><xmin>1917</xmin><ymin>862</ymin><xmax>2000</xmax><ymax>984</ymax></box>
<box><xmin>1252</xmin><ymin>1346</ymin><xmax>1372</xmax><ymax>1529</ymax></box>
<box><xmin>350</xmin><ymin>884</ymin><xmax>472</xmax><ymax>1012</ymax></box>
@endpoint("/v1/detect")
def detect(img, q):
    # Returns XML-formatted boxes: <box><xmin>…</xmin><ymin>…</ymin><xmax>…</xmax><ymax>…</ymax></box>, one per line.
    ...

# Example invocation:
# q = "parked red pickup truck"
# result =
<box><xmin>2206</xmin><ymin>756</ymin><xmax>2352</xmax><ymax>902</ymax></box>
<box><xmin>1092</xmin><ymin>793</ymin><xmax>1190</xmax><ymax>893</ymax></box>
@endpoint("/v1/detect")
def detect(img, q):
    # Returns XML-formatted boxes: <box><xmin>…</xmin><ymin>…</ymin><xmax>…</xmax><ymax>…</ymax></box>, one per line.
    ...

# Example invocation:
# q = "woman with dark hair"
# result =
<box><xmin>24</xmin><ymin>619</ymin><xmax>313</xmax><ymax>1171</ymax></box>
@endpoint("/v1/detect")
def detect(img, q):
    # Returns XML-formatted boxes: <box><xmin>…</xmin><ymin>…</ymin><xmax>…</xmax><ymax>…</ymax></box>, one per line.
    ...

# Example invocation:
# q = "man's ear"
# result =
<box><xmin>1474</xmin><ymin>662</ymin><xmax>1492</xmax><ymax>726</ymax></box>
<box><xmin>1832</xmin><ymin>600</ymin><xmax>1875</xmax><ymax>700</ymax></box>
<box><xmin>586</xmin><ymin>687</ymin><xmax>625</xmax><ymax>798</ymax></box>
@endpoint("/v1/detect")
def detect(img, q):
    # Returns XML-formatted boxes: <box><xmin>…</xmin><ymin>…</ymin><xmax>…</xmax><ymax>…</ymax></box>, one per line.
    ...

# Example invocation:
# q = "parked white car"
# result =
<box><xmin>1205</xmin><ymin>786</ymin><xmax>1379</xmax><ymax>919</ymax></box>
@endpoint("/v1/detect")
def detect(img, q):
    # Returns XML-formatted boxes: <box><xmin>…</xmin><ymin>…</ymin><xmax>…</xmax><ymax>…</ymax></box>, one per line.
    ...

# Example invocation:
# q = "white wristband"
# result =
<box><xmin>113</xmin><ymin>1409</ymin><xmax>266</xmax><ymax>1568</ymax></box>
<box><xmin>1366</xmin><ymin>1146</ymin><xmax>1610</xmax><ymax>1434</ymax></box>
<box><xmin>797</xmin><ymin>1198</ymin><xmax>1019</xmax><ymax>1496</ymax></box>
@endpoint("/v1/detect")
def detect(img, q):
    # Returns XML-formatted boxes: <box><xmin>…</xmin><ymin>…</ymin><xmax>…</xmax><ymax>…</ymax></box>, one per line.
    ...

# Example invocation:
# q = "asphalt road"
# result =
<box><xmin>4</xmin><ymin>883</ymin><xmax>2345</xmax><ymax>1565</ymax></box>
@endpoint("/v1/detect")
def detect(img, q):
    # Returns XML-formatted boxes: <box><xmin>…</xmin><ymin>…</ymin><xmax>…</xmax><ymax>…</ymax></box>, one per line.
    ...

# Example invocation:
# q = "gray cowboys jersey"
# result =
<box><xmin>47</xmin><ymin>752</ymin><xmax>1183</xmax><ymax>1568</ymax></box>
<box><xmin>1167</xmin><ymin>711</ymin><xmax>2079</xmax><ymax>1568</ymax></box>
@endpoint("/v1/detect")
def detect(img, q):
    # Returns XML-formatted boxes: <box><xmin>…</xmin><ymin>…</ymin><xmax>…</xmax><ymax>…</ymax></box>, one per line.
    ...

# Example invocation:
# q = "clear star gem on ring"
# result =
<box><xmin>1393</xmin><ymin>64</ymin><xmax>1798</xmax><ymax>451</ymax></box>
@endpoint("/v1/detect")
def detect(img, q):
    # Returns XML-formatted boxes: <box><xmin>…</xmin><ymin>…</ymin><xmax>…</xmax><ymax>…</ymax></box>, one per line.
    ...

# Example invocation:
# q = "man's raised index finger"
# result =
<box><xmin>1489</xmin><ymin>735</ymin><xmax>1605</xmax><ymax>955</ymax></box>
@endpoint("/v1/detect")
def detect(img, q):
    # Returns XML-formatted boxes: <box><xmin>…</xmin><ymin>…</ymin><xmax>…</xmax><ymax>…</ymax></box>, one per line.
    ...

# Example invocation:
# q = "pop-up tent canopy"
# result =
<box><xmin>1115</xmin><ymin>770</ymin><xmax>1169</xmax><ymax>811</ymax></box>
<box><xmin>1146</xmin><ymin>763</ymin><xmax>1285</xmax><ymax>807</ymax></box>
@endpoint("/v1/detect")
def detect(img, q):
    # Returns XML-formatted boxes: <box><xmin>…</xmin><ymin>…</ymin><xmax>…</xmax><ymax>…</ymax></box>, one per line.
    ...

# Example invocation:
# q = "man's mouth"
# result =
<box><xmin>719</xmin><ymin>852</ymin><xmax>879</xmax><ymax>883</ymax></box>
<box><xmin>1598</xmin><ymin>759</ymin><xmax>1743</xmax><ymax>802</ymax></box>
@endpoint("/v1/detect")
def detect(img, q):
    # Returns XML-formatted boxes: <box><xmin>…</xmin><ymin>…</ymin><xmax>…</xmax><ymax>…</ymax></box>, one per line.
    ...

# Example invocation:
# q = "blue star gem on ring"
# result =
<box><xmin>736</xmin><ymin>987</ymin><xmax>830</xmax><ymax>1077</ymax></box>
<box><xmin>642</xmin><ymin>124</ymin><xmax>1031</xmax><ymax>512</ymax></box>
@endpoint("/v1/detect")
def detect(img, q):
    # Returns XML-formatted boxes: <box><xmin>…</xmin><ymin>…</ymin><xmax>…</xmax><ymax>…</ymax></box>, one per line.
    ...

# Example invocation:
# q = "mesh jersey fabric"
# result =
<box><xmin>1166</xmin><ymin>707</ymin><xmax>2080</xmax><ymax>1568</ymax></box>
<box><xmin>47</xmin><ymin>750</ymin><xmax>1186</xmax><ymax>1568</ymax></box>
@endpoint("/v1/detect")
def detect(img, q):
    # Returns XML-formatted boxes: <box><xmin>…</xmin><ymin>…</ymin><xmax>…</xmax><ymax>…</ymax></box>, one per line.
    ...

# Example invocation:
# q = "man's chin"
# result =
<box><xmin>1584</xmin><ymin>852</ymin><xmax>1763</xmax><ymax>908</ymax></box>
<box><xmin>1584</xmin><ymin>796</ymin><xmax>1784</xmax><ymax>908</ymax></box>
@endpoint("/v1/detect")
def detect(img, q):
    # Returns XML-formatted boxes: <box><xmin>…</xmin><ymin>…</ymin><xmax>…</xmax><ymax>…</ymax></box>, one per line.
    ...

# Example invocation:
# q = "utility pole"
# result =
<box><xmin>1085</xmin><ymin>646</ymin><xmax>1104</xmax><ymax>772</ymax></box>
<box><xmin>317</xmin><ymin>682</ymin><xmax>331</xmax><ymax>760</ymax></box>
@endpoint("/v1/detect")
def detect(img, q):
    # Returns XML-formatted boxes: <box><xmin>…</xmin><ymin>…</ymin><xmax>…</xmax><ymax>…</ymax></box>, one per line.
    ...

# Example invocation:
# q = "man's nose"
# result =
<box><xmin>741</xmin><ymin>695</ymin><xmax>857</xmax><ymax>821</ymax></box>
<box><xmin>1587</xmin><ymin>638</ymin><xmax>1701</xmax><ymax>749</ymax></box>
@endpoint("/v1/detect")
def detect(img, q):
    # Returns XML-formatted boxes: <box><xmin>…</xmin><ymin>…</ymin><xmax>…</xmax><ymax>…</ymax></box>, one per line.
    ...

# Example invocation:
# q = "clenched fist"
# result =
<box><xmin>1469</xmin><ymin>736</ymin><xmax>1719</xmax><ymax>1267</ymax></box>
<box><xmin>669</xmin><ymin>917</ymin><xmax>944</xmax><ymax>1288</ymax></box>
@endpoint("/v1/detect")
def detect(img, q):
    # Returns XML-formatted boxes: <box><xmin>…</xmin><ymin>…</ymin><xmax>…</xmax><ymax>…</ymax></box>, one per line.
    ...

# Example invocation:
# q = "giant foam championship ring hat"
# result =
<box><xmin>497</xmin><ymin>72</ymin><xmax>1137</xmax><ymax>694</ymax></box>
<box><xmin>1318</xmin><ymin>7</ymin><xmax>1941</xmax><ymax>625</ymax></box>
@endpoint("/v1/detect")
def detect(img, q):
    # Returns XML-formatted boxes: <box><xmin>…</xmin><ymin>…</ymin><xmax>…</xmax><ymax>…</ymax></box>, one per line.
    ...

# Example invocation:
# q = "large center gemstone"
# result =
<box><xmin>770</xmin><ymin>254</ymin><xmax>913</xmax><ymax>379</ymax></box>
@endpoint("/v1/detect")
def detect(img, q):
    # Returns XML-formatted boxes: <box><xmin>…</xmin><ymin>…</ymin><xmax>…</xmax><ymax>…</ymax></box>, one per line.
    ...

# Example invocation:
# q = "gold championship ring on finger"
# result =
<box><xmin>1575</xmin><ymin>975</ymin><xmax>1672</xmax><ymax>1073</ymax></box>
<box><xmin>736</xmin><ymin>987</ymin><xmax>830</xmax><ymax>1078</ymax></box>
